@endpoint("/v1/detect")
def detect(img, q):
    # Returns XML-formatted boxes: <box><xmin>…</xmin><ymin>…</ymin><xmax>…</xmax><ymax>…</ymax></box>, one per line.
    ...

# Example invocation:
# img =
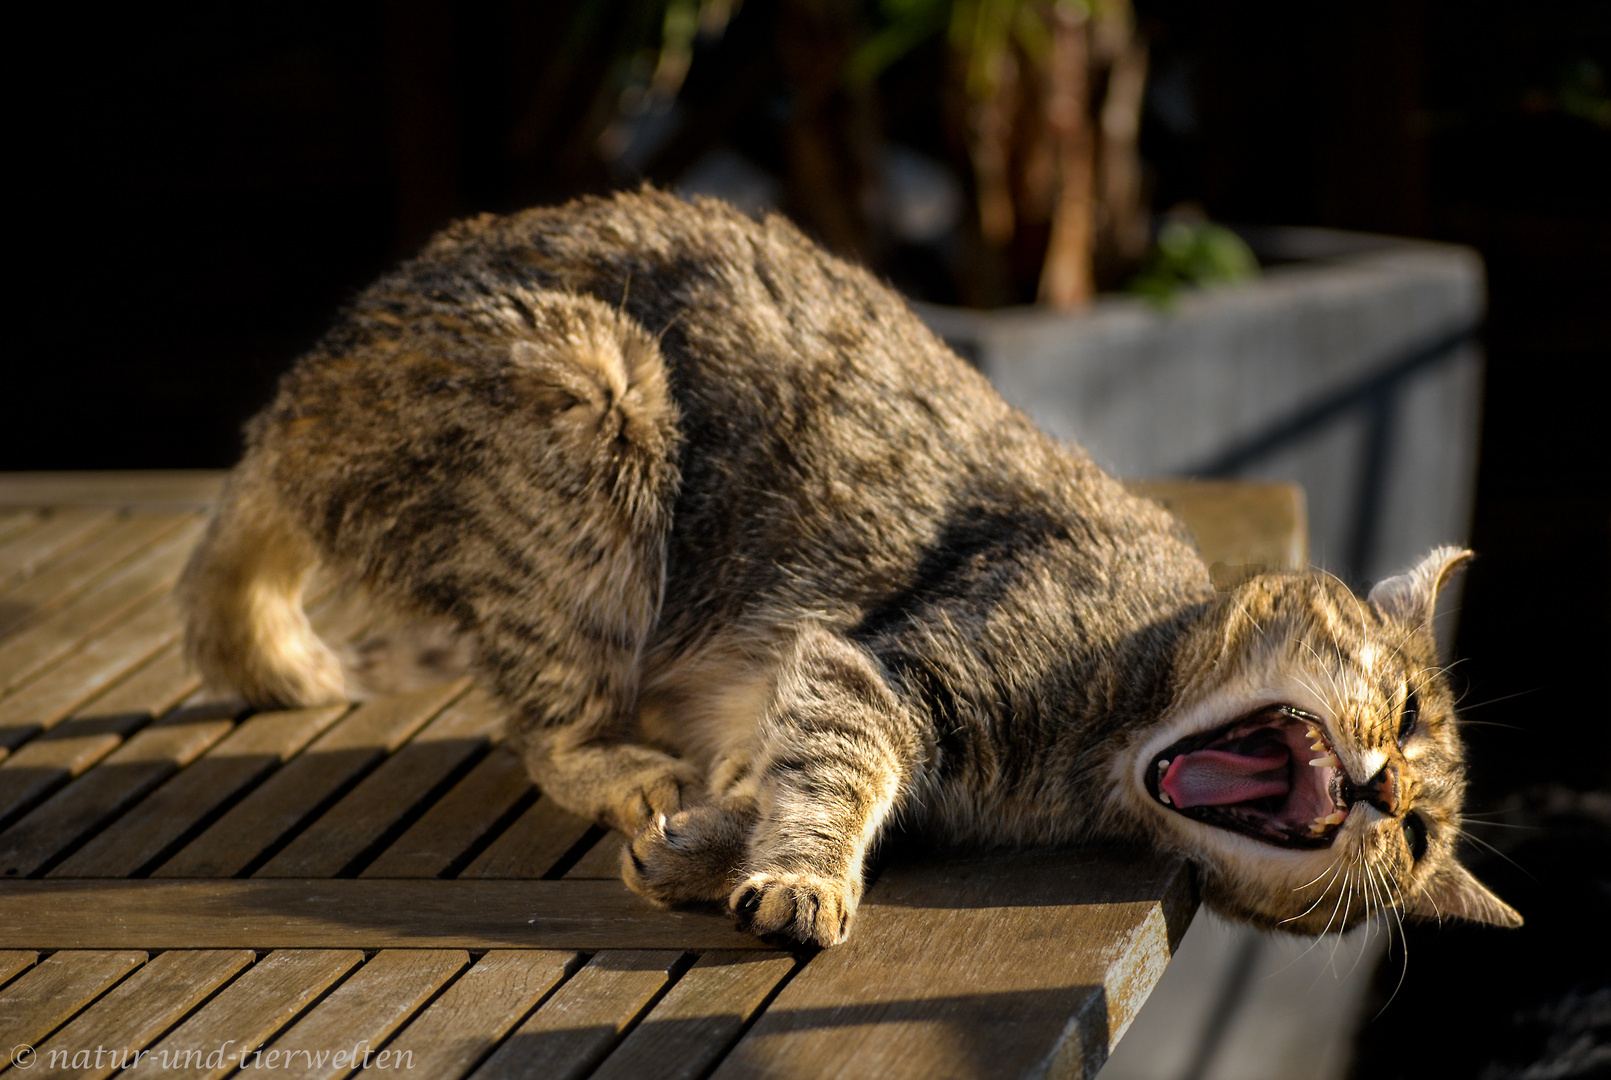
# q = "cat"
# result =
<box><xmin>179</xmin><ymin>188</ymin><xmax>1520</xmax><ymax>946</ymax></box>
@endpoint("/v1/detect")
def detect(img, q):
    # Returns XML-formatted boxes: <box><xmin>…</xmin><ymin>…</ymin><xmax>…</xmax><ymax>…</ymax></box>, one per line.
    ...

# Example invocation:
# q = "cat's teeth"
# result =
<box><xmin>1158</xmin><ymin>791</ymin><xmax>1172</xmax><ymax>805</ymax></box>
<box><xmin>1309</xmin><ymin>810</ymin><xmax>1347</xmax><ymax>831</ymax></box>
<box><xmin>1309</xmin><ymin>753</ymin><xmax>1340</xmax><ymax>768</ymax></box>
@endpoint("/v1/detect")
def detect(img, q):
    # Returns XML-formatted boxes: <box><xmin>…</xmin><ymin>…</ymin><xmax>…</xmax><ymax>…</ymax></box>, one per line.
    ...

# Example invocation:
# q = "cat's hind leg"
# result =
<box><xmin>237</xmin><ymin>289</ymin><xmax>696</xmax><ymax>834</ymax></box>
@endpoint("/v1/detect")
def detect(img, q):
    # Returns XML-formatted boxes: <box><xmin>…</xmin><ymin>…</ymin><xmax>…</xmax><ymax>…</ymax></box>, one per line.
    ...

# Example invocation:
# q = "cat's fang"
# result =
<box><xmin>1309</xmin><ymin>753</ymin><xmax>1340</xmax><ymax>768</ymax></box>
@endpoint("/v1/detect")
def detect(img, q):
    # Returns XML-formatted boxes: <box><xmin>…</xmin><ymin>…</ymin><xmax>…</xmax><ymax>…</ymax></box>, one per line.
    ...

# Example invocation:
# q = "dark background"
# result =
<box><xmin>10</xmin><ymin>3</ymin><xmax>1609</xmax><ymax>1075</ymax></box>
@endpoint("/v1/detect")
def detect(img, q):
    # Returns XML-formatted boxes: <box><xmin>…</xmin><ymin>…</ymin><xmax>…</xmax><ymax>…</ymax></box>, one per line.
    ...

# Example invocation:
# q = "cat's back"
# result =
<box><xmin>260</xmin><ymin>190</ymin><xmax>1199</xmax><ymax>639</ymax></box>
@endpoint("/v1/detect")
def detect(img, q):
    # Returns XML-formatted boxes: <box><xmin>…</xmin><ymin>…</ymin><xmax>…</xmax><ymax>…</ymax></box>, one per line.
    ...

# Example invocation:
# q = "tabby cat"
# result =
<box><xmin>179</xmin><ymin>189</ymin><xmax>1519</xmax><ymax>946</ymax></box>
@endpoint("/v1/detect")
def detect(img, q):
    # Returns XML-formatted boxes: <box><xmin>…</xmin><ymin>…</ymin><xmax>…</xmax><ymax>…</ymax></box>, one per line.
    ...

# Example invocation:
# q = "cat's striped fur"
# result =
<box><xmin>180</xmin><ymin>189</ymin><xmax>1518</xmax><ymax>945</ymax></box>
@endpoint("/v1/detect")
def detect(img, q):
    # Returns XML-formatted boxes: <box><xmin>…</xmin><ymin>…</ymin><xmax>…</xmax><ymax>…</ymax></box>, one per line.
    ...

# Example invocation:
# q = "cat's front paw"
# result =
<box><xmin>622</xmin><ymin>804</ymin><xmax>750</xmax><ymax>905</ymax></box>
<box><xmin>730</xmin><ymin>871</ymin><xmax>859</xmax><ymax>946</ymax></box>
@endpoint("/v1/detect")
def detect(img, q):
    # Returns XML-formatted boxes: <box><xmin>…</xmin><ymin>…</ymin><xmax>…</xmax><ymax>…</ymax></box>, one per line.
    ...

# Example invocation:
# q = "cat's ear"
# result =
<box><xmin>1403</xmin><ymin>863</ymin><xmax>1522</xmax><ymax>928</ymax></box>
<box><xmin>1367</xmin><ymin>546</ymin><xmax>1472</xmax><ymax>626</ymax></box>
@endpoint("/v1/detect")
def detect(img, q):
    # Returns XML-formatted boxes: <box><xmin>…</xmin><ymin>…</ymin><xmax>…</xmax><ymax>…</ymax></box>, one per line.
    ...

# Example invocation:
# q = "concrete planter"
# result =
<box><xmin>917</xmin><ymin>227</ymin><xmax>1485</xmax><ymax>591</ymax></box>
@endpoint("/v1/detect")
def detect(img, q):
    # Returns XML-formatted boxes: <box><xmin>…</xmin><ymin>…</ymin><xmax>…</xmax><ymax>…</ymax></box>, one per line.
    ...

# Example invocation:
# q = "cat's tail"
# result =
<box><xmin>178</xmin><ymin>457</ymin><xmax>347</xmax><ymax>708</ymax></box>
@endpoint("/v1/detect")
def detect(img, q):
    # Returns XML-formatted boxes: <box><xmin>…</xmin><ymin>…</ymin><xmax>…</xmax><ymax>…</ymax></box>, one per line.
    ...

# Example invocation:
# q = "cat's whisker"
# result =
<box><xmin>1288</xmin><ymin>866</ymin><xmax>1351</xmax><ymax>966</ymax></box>
<box><xmin>1362</xmin><ymin>860</ymin><xmax>1413</xmax><ymax>1013</ymax></box>
<box><xmin>1324</xmin><ymin>873</ymin><xmax>1354</xmax><ymax>973</ymax></box>
<box><xmin>1297</xmin><ymin>637</ymin><xmax>1350</xmax><ymax>721</ymax></box>
<box><xmin>1451</xmin><ymin>825</ymin><xmax>1535</xmax><ymax>879</ymax></box>
<box><xmin>1292</xmin><ymin>856</ymin><xmax>1347</xmax><ymax>894</ymax></box>
<box><xmin>1292</xmin><ymin>671</ymin><xmax>1340</xmax><ymax>723</ymax></box>
<box><xmin>1320</xmin><ymin>864</ymin><xmax>1354</xmax><ymax>942</ymax></box>
<box><xmin>1228</xmin><ymin>594</ymin><xmax>1266</xmax><ymax>637</ymax></box>
<box><xmin>1355</xmin><ymin>862</ymin><xmax>1395</xmax><ymax>985</ymax></box>
<box><xmin>1282</xmin><ymin>861</ymin><xmax>1348</xmax><ymax>930</ymax></box>
<box><xmin>1363</xmin><ymin>862</ymin><xmax>1397</xmax><ymax>966</ymax></box>
<box><xmin>1384</xmin><ymin>623</ymin><xmax>1418</xmax><ymax>668</ymax></box>
<box><xmin>1318</xmin><ymin>566</ymin><xmax>1372</xmax><ymax>631</ymax></box>
<box><xmin>1350</xmin><ymin>873</ymin><xmax>1381</xmax><ymax>973</ymax></box>
<box><xmin>1453</xmin><ymin>687</ymin><xmax>1537</xmax><ymax>713</ymax></box>
<box><xmin>1405</xmin><ymin>867</ymin><xmax>1449</xmax><ymax>924</ymax></box>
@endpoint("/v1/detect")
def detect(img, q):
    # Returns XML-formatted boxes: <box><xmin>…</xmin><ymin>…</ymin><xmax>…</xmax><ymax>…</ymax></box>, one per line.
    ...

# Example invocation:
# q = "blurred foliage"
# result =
<box><xmin>845</xmin><ymin>0</ymin><xmax>1148</xmax><ymax>307</ymax></box>
<box><xmin>1126</xmin><ymin>220</ymin><xmax>1259</xmax><ymax>306</ymax></box>
<box><xmin>430</xmin><ymin>0</ymin><xmax>1264</xmax><ymax>309</ymax></box>
<box><xmin>1551</xmin><ymin>59</ymin><xmax>1610</xmax><ymax>129</ymax></box>
<box><xmin>848</xmin><ymin>0</ymin><xmax>1091</xmax><ymax>95</ymax></box>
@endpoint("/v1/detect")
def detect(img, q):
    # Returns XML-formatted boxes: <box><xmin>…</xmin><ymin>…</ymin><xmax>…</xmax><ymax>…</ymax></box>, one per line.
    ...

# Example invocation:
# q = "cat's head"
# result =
<box><xmin>1121</xmin><ymin>546</ymin><xmax>1520</xmax><ymax>934</ymax></box>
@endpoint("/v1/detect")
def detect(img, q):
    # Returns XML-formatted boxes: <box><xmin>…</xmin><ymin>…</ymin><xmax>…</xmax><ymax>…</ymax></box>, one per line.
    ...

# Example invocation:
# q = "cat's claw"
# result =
<box><xmin>729</xmin><ymin>871</ymin><xmax>858</xmax><ymax>947</ymax></box>
<box><xmin>621</xmin><ymin>804</ymin><xmax>750</xmax><ymax>906</ymax></box>
<box><xmin>606</xmin><ymin>758</ymin><xmax>703</xmax><ymax>835</ymax></box>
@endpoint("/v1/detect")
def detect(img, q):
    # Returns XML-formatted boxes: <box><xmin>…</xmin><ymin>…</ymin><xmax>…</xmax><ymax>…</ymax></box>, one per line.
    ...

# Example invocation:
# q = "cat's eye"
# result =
<box><xmin>1403</xmin><ymin>812</ymin><xmax>1429</xmax><ymax>861</ymax></box>
<box><xmin>1396</xmin><ymin>690</ymin><xmax>1419</xmax><ymax>746</ymax></box>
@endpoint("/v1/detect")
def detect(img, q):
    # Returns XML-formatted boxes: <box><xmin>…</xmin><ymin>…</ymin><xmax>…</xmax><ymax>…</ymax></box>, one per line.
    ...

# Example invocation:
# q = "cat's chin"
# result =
<box><xmin>1143</xmin><ymin>704</ymin><xmax>1351</xmax><ymax>850</ymax></box>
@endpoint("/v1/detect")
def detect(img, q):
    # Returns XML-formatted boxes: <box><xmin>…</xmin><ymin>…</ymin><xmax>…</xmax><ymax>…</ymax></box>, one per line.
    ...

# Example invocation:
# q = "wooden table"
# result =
<box><xmin>0</xmin><ymin>472</ymin><xmax>1304</xmax><ymax>1080</ymax></box>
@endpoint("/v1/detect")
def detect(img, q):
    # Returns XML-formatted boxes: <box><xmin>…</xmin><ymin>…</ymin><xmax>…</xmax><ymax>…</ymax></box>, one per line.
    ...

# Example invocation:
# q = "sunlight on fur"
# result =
<box><xmin>179</xmin><ymin>189</ymin><xmax>1517</xmax><ymax>947</ymax></box>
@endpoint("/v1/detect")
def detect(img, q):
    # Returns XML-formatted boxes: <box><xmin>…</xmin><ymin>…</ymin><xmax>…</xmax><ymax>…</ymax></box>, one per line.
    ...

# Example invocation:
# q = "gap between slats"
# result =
<box><xmin>0</xmin><ymin>946</ymin><xmax>798</xmax><ymax>1080</ymax></box>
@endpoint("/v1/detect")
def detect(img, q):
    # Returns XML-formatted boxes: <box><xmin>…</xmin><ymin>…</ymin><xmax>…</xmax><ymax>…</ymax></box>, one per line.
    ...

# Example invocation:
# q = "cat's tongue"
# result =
<box><xmin>1161</xmin><ymin>748</ymin><xmax>1289</xmax><ymax>808</ymax></box>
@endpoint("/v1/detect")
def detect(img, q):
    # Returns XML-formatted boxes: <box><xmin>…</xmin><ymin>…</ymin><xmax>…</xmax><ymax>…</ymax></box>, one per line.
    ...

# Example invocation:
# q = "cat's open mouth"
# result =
<box><xmin>1145</xmin><ymin>704</ymin><xmax>1350</xmax><ymax>849</ymax></box>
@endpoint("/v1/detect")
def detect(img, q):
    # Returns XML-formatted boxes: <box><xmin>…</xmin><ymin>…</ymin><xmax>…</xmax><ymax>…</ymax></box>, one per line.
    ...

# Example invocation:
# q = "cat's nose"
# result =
<box><xmin>1345</xmin><ymin>764</ymin><xmax>1400</xmax><ymax>816</ymax></box>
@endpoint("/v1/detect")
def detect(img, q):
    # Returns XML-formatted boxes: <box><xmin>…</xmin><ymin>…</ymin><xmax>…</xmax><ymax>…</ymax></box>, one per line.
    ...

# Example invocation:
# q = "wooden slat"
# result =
<box><xmin>256</xmin><ymin>949</ymin><xmax>467</xmax><ymax>1080</ymax></box>
<box><xmin>47</xmin><ymin>646</ymin><xmax>202</xmax><ymax>737</ymax></box>
<box><xmin>0</xmin><ymin>952</ymin><xmax>35</xmax><ymax>990</ymax></box>
<box><xmin>141</xmin><ymin>951</ymin><xmax>363</xmax><ymax>1080</ymax></box>
<box><xmin>0</xmin><ymin>595</ymin><xmax>183</xmax><ymax>756</ymax></box>
<box><xmin>0</xmin><ymin>471</ymin><xmax>227</xmax><ymax>509</ymax></box>
<box><xmin>711</xmin><ymin>850</ymin><xmax>1194</xmax><ymax>1080</ymax></box>
<box><xmin>0</xmin><ymin>509</ymin><xmax>116</xmax><ymax>595</ymax></box>
<box><xmin>592</xmin><ymin>952</ymin><xmax>798</xmax><ymax>1080</ymax></box>
<box><xmin>565</xmin><ymin>832</ymin><xmax>628</xmax><ymax>880</ymax></box>
<box><xmin>0</xmin><ymin>517</ymin><xmax>204</xmax><ymax>698</ymax></box>
<box><xmin>0</xmin><ymin>512</ymin><xmax>192</xmax><ymax>640</ymax></box>
<box><xmin>29</xmin><ymin>950</ymin><xmax>253</xmax><ymax>1080</ymax></box>
<box><xmin>0</xmin><ymin>880</ymin><xmax>771</xmax><ymax>951</ymax></box>
<box><xmin>0</xmin><ymin>950</ymin><xmax>145</xmax><ymax>1053</ymax></box>
<box><xmin>370</xmin><ymin>950</ymin><xmax>577</xmax><ymax>1080</ymax></box>
<box><xmin>154</xmin><ymin>683</ymin><xmax>465</xmax><ymax>878</ymax></box>
<box><xmin>50</xmin><ymin>706</ymin><xmax>349</xmax><ymax>878</ymax></box>
<box><xmin>0</xmin><ymin>711</ymin><xmax>153</xmax><ymax>829</ymax></box>
<box><xmin>362</xmin><ymin>747</ymin><xmax>533</xmax><ymax>879</ymax></box>
<box><xmin>255</xmin><ymin>682</ymin><xmax>488</xmax><ymax>878</ymax></box>
<box><xmin>0</xmin><ymin>706</ymin><xmax>236</xmax><ymax>877</ymax></box>
<box><xmin>11</xmin><ymin>578</ymin><xmax>357</xmax><ymax>773</ymax></box>
<box><xmin>461</xmin><ymin>797</ymin><xmax>595</xmax><ymax>880</ymax></box>
<box><xmin>0</xmin><ymin>510</ymin><xmax>43</xmax><ymax>550</ymax></box>
<box><xmin>472</xmin><ymin>951</ymin><xmax>685</xmax><ymax>1080</ymax></box>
